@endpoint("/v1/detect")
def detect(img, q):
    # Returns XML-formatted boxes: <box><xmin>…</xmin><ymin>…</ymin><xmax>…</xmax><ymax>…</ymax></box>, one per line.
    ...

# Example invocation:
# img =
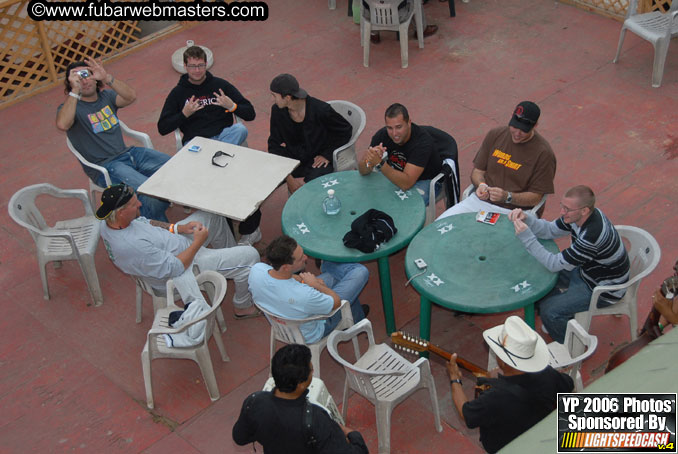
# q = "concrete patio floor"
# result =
<box><xmin>1</xmin><ymin>0</ymin><xmax>677</xmax><ymax>452</ymax></box>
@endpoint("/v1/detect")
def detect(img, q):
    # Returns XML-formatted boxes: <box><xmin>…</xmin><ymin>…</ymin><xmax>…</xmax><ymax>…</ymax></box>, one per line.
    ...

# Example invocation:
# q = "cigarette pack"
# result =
<box><xmin>476</xmin><ymin>210</ymin><xmax>500</xmax><ymax>225</ymax></box>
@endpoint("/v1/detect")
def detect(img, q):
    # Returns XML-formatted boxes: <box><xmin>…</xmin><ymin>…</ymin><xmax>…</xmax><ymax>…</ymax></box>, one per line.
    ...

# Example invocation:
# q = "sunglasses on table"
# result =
<box><xmin>211</xmin><ymin>151</ymin><xmax>235</xmax><ymax>167</ymax></box>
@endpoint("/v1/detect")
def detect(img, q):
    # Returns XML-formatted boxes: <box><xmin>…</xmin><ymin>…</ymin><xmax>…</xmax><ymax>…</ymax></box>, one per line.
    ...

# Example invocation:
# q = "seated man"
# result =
<box><xmin>447</xmin><ymin>316</ymin><xmax>574</xmax><ymax>454</ymax></box>
<box><xmin>157</xmin><ymin>45</ymin><xmax>255</xmax><ymax>147</ymax></box>
<box><xmin>248</xmin><ymin>235</ymin><xmax>369</xmax><ymax>343</ymax></box>
<box><xmin>358</xmin><ymin>103</ymin><xmax>442</xmax><ymax>205</ymax></box>
<box><xmin>157</xmin><ymin>45</ymin><xmax>260</xmax><ymax>245</ymax></box>
<box><xmin>233</xmin><ymin>344</ymin><xmax>368</xmax><ymax>453</ymax></box>
<box><xmin>438</xmin><ymin>101</ymin><xmax>556</xmax><ymax>219</ymax></box>
<box><xmin>97</xmin><ymin>184</ymin><xmax>260</xmax><ymax>318</ymax></box>
<box><xmin>509</xmin><ymin>185</ymin><xmax>630</xmax><ymax>343</ymax></box>
<box><xmin>268</xmin><ymin>74</ymin><xmax>353</xmax><ymax>194</ymax></box>
<box><xmin>56</xmin><ymin>57</ymin><xmax>170</xmax><ymax>221</ymax></box>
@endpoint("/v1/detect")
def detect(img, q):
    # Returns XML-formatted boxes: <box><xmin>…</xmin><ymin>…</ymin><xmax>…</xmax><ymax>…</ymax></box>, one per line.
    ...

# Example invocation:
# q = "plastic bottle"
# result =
<box><xmin>322</xmin><ymin>189</ymin><xmax>341</xmax><ymax>215</ymax></box>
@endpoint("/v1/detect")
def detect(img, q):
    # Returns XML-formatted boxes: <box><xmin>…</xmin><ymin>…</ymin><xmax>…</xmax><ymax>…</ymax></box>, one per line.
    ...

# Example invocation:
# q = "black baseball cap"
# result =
<box><xmin>96</xmin><ymin>184</ymin><xmax>134</xmax><ymax>220</ymax></box>
<box><xmin>270</xmin><ymin>74</ymin><xmax>307</xmax><ymax>99</ymax></box>
<box><xmin>509</xmin><ymin>101</ymin><xmax>540</xmax><ymax>133</ymax></box>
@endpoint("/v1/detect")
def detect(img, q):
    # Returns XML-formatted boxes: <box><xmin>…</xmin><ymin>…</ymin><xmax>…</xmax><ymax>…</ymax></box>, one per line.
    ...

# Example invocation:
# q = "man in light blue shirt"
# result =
<box><xmin>248</xmin><ymin>235</ymin><xmax>369</xmax><ymax>343</ymax></box>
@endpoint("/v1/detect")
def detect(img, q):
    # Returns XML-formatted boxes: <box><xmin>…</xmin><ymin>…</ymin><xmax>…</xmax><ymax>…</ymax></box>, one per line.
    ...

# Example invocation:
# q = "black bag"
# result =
<box><xmin>343</xmin><ymin>209</ymin><xmax>398</xmax><ymax>253</ymax></box>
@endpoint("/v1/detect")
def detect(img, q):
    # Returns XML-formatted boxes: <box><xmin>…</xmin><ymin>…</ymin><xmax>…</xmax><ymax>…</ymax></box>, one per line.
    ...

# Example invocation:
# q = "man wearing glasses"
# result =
<box><xmin>158</xmin><ymin>45</ymin><xmax>260</xmax><ymax>244</ymax></box>
<box><xmin>97</xmin><ymin>184</ymin><xmax>261</xmax><ymax>319</ymax></box>
<box><xmin>438</xmin><ymin>101</ymin><xmax>556</xmax><ymax>218</ymax></box>
<box><xmin>508</xmin><ymin>185</ymin><xmax>630</xmax><ymax>343</ymax></box>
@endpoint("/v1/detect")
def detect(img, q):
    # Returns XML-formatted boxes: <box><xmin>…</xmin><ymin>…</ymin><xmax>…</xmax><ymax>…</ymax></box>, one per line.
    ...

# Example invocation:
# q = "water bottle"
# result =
<box><xmin>322</xmin><ymin>189</ymin><xmax>341</xmax><ymax>215</ymax></box>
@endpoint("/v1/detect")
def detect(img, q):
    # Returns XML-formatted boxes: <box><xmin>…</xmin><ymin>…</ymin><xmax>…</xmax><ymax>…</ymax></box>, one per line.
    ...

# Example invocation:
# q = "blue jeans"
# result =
<box><xmin>413</xmin><ymin>179</ymin><xmax>441</xmax><ymax>207</ymax></box>
<box><xmin>539</xmin><ymin>268</ymin><xmax>607</xmax><ymax>343</ymax></box>
<box><xmin>320</xmin><ymin>261</ymin><xmax>369</xmax><ymax>337</ymax></box>
<box><xmin>99</xmin><ymin>147</ymin><xmax>171</xmax><ymax>222</ymax></box>
<box><xmin>211</xmin><ymin>122</ymin><xmax>248</xmax><ymax>145</ymax></box>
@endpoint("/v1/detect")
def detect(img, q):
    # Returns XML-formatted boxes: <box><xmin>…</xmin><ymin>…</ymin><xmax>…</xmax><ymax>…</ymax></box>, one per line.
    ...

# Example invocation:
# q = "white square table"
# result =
<box><xmin>138</xmin><ymin>137</ymin><xmax>299</xmax><ymax>221</ymax></box>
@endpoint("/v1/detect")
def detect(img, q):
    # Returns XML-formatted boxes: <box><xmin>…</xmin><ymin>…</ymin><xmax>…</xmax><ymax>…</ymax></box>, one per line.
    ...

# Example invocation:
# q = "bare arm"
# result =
<box><xmin>55</xmin><ymin>68</ymin><xmax>82</xmax><ymax>131</ymax></box>
<box><xmin>380</xmin><ymin>161</ymin><xmax>424</xmax><ymax>191</ymax></box>
<box><xmin>447</xmin><ymin>355</ymin><xmax>468</xmax><ymax>425</ymax></box>
<box><xmin>86</xmin><ymin>57</ymin><xmax>136</xmax><ymax>108</ymax></box>
<box><xmin>175</xmin><ymin>223</ymin><xmax>208</xmax><ymax>269</ymax></box>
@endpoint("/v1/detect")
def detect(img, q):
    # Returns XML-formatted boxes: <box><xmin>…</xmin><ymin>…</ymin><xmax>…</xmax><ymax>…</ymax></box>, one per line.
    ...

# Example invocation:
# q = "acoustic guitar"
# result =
<box><xmin>391</xmin><ymin>331</ymin><xmax>487</xmax><ymax>377</ymax></box>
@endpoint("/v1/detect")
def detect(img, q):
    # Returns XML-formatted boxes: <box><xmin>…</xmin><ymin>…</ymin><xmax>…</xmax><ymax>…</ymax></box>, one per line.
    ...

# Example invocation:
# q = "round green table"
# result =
<box><xmin>282</xmin><ymin>170</ymin><xmax>426</xmax><ymax>334</ymax></box>
<box><xmin>404</xmin><ymin>212</ymin><xmax>560</xmax><ymax>342</ymax></box>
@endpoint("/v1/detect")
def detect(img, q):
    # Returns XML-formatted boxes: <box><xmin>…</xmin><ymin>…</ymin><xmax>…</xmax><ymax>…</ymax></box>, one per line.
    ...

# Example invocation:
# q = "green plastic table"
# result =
<box><xmin>404</xmin><ymin>212</ymin><xmax>559</xmax><ymax>341</ymax></box>
<box><xmin>281</xmin><ymin>170</ymin><xmax>425</xmax><ymax>334</ymax></box>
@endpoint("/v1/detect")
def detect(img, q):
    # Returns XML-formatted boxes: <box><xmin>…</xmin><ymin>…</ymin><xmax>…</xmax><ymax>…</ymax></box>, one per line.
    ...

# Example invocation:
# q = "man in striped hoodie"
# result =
<box><xmin>509</xmin><ymin>185</ymin><xmax>630</xmax><ymax>343</ymax></box>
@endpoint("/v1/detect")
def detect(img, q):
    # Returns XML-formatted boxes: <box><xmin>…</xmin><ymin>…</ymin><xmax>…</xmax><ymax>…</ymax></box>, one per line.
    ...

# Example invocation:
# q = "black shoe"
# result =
<box><xmin>361</xmin><ymin>304</ymin><xmax>370</xmax><ymax>318</ymax></box>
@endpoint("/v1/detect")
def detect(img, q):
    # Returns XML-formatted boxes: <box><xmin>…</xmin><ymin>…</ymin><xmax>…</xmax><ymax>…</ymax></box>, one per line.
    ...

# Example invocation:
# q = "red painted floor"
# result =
<box><xmin>1</xmin><ymin>0</ymin><xmax>677</xmax><ymax>452</ymax></box>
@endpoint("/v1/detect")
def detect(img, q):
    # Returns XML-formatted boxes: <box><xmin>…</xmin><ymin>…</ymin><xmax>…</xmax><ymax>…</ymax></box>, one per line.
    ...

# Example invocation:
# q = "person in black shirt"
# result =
<box><xmin>447</xmin><ymin>316</ymin><xmax>573</xmax><ymax>453</ymax></box>
<box><xmin>268</xmin><ymin>74</ymin><xmax>353</xmax><ymax>195</ymax></box>
<box><xmin>358</xmin><ymin>103</ymin><xmax>442</xmax><ymax>205</ymax></box>
<box><xmin>233</xmin><ymin>344</ymin><xmax>368</xmax><ymax>453</ymax></box>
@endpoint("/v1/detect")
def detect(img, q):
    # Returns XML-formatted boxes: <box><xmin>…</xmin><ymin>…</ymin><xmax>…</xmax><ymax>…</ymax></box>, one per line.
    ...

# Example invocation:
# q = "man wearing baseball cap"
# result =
<box><xmin>97</xmin><ymin>184</ymin><xmax>261</xmax><ymax>318</ymax></box>
<box><xmin>447</xmin><ymin>316</ymin><xmax>573</xmax><ymax>453</ymax></box>
<box><xmin>268</xmin><ymin>74</ymin><xmax>353</xmax><ymax>194</ymax></box>
<box><xmin>438</xmin><ymin>101</ymin><xmax>556</xmax><ymax>219</ymax></box>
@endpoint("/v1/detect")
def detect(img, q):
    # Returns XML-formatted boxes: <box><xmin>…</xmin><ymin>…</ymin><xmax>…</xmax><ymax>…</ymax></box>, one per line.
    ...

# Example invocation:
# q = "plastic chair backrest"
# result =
<box><xmin>327</xmin><ymin>100</ymin><xmax>366</xmax><ymax>145</ymax></box>
<box><xmin>369</xmin><ymin>0</ymin><xmax>402</xmax><ymax>26</ymax></box>
<box><xmin>618</xmin><ymin>225</ymin><xmax>661</xmax><ymax>285</ymax></box>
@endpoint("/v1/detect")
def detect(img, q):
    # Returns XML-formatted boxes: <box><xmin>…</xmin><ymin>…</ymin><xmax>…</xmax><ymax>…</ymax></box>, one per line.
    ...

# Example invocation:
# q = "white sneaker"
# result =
<box><xmin>238</xmin><ymin>227</ymin><xmax>262</xmax><ymax>245</ymax></box>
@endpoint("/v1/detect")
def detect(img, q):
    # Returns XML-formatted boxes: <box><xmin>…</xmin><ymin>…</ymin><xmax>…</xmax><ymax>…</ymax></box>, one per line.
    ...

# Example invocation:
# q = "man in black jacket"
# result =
<box><xmin>157</xmin><ymin>45</ymin><xmax>255</xmax><ymax>147</ymax></box>
<box><xmin>233</xmin><ymin>344</ymin><xmax>368</xmax><ymax>453</ymax></box>
<box><xmin>268</xmin><ymin>74</ymin><xmax>353</xmax><ymax>194</ymax></box>
<box><xmin>158</xmin><ymin>46</ymin><xmax>261</xmax><ymax>244</ymax></box>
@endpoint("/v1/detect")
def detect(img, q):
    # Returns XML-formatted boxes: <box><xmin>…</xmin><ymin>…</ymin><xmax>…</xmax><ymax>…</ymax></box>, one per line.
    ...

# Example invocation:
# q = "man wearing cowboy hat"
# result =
<box><xmin>447</xmin><ymin>316</ymin><xmax>573</xmax><ymax>454</ymax></box>
<box><xmin>97</xmin><ymin>184</ymin><xmax>261</xmax><ymax>319</ymax></box>
<box><xmin>438</xmin><ymin>101</ymin><xmax>556</xmax><ymax>219</ymax></box>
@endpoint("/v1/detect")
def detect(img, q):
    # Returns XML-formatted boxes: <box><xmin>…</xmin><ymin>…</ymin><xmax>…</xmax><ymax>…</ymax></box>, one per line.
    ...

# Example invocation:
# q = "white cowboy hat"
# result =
<box><xmin>483</xmin><ymin>316</ymin><xmax>549</xmax><ymax>373</ymax></box>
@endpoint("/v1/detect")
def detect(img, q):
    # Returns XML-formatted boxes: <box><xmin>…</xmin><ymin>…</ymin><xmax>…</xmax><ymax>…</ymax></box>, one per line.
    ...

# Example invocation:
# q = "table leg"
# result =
<box><xmin>377</xmin><ymin>256</ymin><xmax>396</xmax><ymax>334</ymax></box>
<box><xmin>524</xmin><ymin>303</ymin><xmax>536</xmax><ymax>329</ymax></box>
<box><xmin>419</xmin><ymin>296</ymin><xmax>432</xmax><ymax>341</ymax></box>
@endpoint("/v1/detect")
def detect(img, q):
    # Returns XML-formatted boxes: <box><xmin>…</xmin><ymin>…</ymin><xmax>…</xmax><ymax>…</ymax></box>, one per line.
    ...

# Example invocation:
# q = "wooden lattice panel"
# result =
<box><xmin>0</xmin><ymin>0</ymin><xmax>140</xmax><ymax>103</ymax></box>
<box><xmin>566</xmin><ymin>0</ymin><xmax>672</xmax><ymax>18</ymax></box>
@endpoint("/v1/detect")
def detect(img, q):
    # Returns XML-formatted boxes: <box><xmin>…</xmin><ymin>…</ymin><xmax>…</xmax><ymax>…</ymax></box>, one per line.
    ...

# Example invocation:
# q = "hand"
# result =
<box><xmin>177</xmin><ymin>221</ymin><xmax>202</xmax><ymax>234</ymax></box>
<box><xmin>213</xmin><ymin>88</ymin><xmax>235</xmax><ymax>110</ymax></box>
<box><xmin>85</xmin><ymin>57</ymin><xmax>107</xmax><ymax>83</ymax></box>
<box><xmin>299</xmin><ymin>272</ymin><xmax>322</xmax><ymax>288</ymax></box>
<box><xmin>508</xmin><ymin>208</ymin><xmax>526</xmax><ymax>222</ymax></box>
<box><xmin>191</xmin><ymin>224</ymin><xmax>209</xmax><ymax>245</ymax></box>
<box><xmin>475</xmin><ymin>183</ymin><xmax>489</xmax><ymax>200</ymax></box>
<box><xmin>339</xmin><ymin>424</ymin><xmax>354</xmax><ymax>437</ymax></box>
<box><xmin>312</xmin><ymin>155</ymin><xmax>330</xmax><ymax>168</ymax></box>
<box><xmin>365</xmin><ymin>145</ymin><xmax>385</xmax><ymax>167</ymax></box>
<box><xmin>182</xmin><ymin>96</ymin><xmax>204</xmax><ymax>118</ymax></box>
<box><xmin>446</xmin><ymin>354</ymin><xmax>463</xmax><ymax>381</ymax></box>
<box><xmin>68</xmin><ymin>68</ymin><xmax>82</xmax><ymax>94</ymax></box>
<box><xmin>513</xmin><ymin>218</ymin><xmax>528</xmax><ymax>235</ymax></box>
<box><xmin>286</xmin><ymin>177</ymin><xmax>304</xmax><ymax>194</ymax></box>
<box><xmin>488</xmin><ymin>186</ymin><xmax>507</xmax><ymax>203</ymax></box>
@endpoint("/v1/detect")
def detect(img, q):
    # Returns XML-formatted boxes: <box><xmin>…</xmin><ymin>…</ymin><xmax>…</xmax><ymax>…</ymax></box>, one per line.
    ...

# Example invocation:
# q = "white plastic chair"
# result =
<box><xmin>328</xmin><ymin>319</ymin><xmax>442</xmax><ymax>454</ymax></box>
<box><xmin>613</xmin><ymin>0</ymin><xmax>678</xmax><ymax>88</ymax></box>
<box><xmin>254</xmin><ymin>299</ymin><xmax>359</xmax><ymax>378</ymax></box>
<box><xmin>66</xmin><ymin>120</ymin><xmax>154</xmax><ymax>210</ymax></box>
<box><xmin>361</xmin><ymin>0</ymin><xmax>423</xmax><ymax>69</ymax></box>
<box><xmin>133</xmin><ymin>273</ymin><xmax>227</xmax><ymax>333</ymax></box>
<box><xmin>174</xmin><ymin>114</ymin><xmax>249</xmax><ymax>151</ymax></box>
<box><xmin>461</xmin><ymin>184</ymin><xmax>548</xmax><ymax>217</ymax></box>
<box><xmin>141</xmin><ymin>271</ymin><xmax>229</xmax><ymax>409</ymax></box>
<box><xmin>327</xmin><ymin>100</ymin><xmax>367</xmax><ymax>171</ymax></box>
<box><xmin>546</xmin><ymin>319</ymin><xmax>598</xmax><ymax>392</ymax></box>
<box><xmin>8</xmin><ymin>183</ymin><xmax>103</xmax><ymax>306</ymax></box>
<box><xmin>574</xmin><ymin>225</ymin><xmax>661</xmax><ymax>342</ymax></box>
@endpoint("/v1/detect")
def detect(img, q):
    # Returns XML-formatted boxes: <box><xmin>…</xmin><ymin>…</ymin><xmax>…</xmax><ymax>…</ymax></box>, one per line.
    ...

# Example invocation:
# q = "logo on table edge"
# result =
<box><xmin>296</xmin><ymin>222</ymin><xmax>310</xmax><ymax>234</ymax></box>
<box><xmin>511</xmin><ymin>280</ymin><xmax>532</xmax><ymax>293</ymax></box>
<box><xmin>321</xmin><ymin>178</ymin><xmax>339</xmax><ymax>189</ymax></box>
<box><xmin>394</xmin><ymin>189</ymin><xmax>409</xmax><ymax>201</ymax></box>
<box><xmin>437</xmin><ymin>223</ymin><xmax>454</xmax><ymax>234</ymax></box>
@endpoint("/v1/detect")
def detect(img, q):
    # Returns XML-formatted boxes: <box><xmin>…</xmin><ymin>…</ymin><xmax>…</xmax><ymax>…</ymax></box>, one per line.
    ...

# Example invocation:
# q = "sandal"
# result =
<box><xmin>233</xmin><ymin>307</ymin><xmax>263</xmax><ymax>320</ymax></box>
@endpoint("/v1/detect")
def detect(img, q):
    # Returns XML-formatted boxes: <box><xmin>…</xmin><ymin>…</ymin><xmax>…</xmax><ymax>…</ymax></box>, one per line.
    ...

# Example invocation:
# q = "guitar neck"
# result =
<box><xmin>427</xmin><ymin>343</ymin><xmax>487</xmax><ymax>377</ymax></box>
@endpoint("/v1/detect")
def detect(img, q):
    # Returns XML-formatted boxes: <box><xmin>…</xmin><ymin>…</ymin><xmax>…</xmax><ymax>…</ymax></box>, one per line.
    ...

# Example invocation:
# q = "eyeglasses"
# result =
<box><xmin>559</xmin><ymin>203</ymin><xmax>584</xmax><ymax>214</ymax></box>
<box><xmin>186</xmin><ymin>64</ymin><xmax>206</xmax><ymax>70</ymax></box>
<box><xmin>211</xmin><ymin>151</ymin><xmax>234</xmax><ymax>168</ymax></box>
<box><xmin>113</xmin><ymin>184</ymin><xmax>134</xmax><ymax>209</ymax></box>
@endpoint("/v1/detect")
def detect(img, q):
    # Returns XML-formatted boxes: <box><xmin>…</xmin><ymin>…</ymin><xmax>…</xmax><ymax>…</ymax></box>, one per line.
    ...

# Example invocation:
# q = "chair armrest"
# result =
<box><xmin>428</xmin><ymin>172</ymin><xmax>445</xmax><ymax>209</ymax></box>
<box><xmin>560</xmin><ymin>319</ymin><xmax>598</xmax><ymax>367</ymax></box>
<box><xmin>67</xmin><ymin>138</ymin><xmax>112</xmax><ymax>186</ymax></box>
<box><xmin>626</xmin><ymin>0</ymin><xmax>639</xmax><ymax>18</ymax></box>
<box><xmin>338</xmin><ymin>299</ymin><xmax>355</xmax><ymax>326</ymax></box>
<box><xmin>526</xmin><ymin>193</ymin><xmax>548</xmax><ymax>216</ymax></box>
<box><xmin>120</xmin><ymin>120</ymin><xmax>154</xmax><ymax>149</ymax></box>
<box><xmin>462</xmin><ymin>184</ymin><xmax>474</xmax><ymax>200</ymax></box>
<box><xmin>174</xmin><ymin>129</ymin><xmax>183</xmax><ymax>152</ymax></box>
<box><xmin>586</xmin><ymin>280</ymin><xmax>637</xmax><ymax>312</ymax></box>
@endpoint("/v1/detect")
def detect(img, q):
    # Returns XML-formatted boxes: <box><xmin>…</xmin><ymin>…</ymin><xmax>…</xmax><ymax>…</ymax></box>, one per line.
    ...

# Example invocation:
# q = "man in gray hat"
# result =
<box><xmin>438</xmin><ymin>101</ymin><xmax>556</xmax><ymax>218</ymax></box>
<box><xmin>268</xmin><ymin>74</ymin><xmax>352</xmax><ymax>194</ymax></box>
<box><xmin>447</xmin><ymin>316</ymin><xmax>573</xmax><ymax>453</ymax></box>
